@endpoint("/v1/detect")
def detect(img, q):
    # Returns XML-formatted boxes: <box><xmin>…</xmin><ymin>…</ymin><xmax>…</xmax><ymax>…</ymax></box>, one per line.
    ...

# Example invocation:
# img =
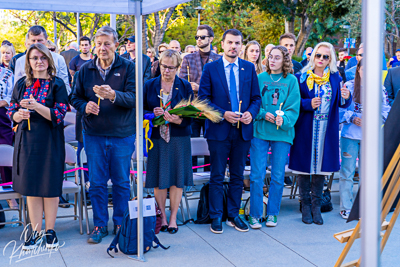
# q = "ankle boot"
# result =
<box><xmin>297</xmin><ymin>175</ymin><xmax>312</xmax><ymax>224</ymax></box>
<box><xmin>311</xmin><ymin>175</ymin><xmax>325</xmax><ymax>225</ymax></box>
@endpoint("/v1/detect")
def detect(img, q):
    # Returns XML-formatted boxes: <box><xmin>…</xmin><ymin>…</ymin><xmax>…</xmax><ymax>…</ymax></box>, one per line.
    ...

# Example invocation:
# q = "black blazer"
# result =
<box><xmin>384</xmin><ymin>67</ymin><xmax>400</xmax><ymax>106</ymax></box>
<box><xmin>144</xmin><ymin>75</ymin><xmax>194</xmax><ymax>139</ymax></box>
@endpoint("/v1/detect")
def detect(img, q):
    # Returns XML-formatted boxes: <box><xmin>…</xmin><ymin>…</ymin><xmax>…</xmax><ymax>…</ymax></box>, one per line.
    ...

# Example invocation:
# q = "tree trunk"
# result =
<box><xmin>150</xmin><ymin>6</ymin><xmax>177</xmax><ymax>56</ymax></box>
<box><xmin>285</xmin><ymin>18</ymin><xmax>295</xmax><ymax>34</ymax></box>
<box><xmin>142</xmin><ymin>15</ymin><xmax>148</xmax><ymax>52</ymax></box>
<box><xmin>295</xmin><ymin>15</ymin><xmax>314</xmax><ymax>57</ymax></box>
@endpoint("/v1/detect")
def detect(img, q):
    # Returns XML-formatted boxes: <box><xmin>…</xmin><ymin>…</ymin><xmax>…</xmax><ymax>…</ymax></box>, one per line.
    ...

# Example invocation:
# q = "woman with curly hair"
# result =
<box><xmin>289</xmin><ymin>42</ymin><xmax>351</xmax><ymax>225</ymax></box>
<box><xmin>242</xmin><ymin>40</ymin><xmax>265</xmax><ymax>74</ymax></box>
<box><xmin>248</xmin><ymin>46</ymin><xmax>300</xmax><ymax>229</ymax></box>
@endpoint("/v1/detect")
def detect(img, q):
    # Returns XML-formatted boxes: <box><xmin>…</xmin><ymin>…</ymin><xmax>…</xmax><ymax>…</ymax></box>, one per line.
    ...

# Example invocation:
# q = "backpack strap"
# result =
<box><xmin>153</xmin><ymin>236</ymin><xmax>170</xmax><ymax>250</ymax></box>
<box><xmin>107</xmin><ymin>230</ymin><xmax>121</xmax><ymax>258</ymax></box>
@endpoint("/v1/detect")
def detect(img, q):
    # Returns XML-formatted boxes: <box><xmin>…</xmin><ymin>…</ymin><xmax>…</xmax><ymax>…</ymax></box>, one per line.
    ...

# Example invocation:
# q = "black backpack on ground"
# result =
<box><xmin>195</xmin><ymin>182</ymin><xmax>229</xmax><ymax>224</ymax></box>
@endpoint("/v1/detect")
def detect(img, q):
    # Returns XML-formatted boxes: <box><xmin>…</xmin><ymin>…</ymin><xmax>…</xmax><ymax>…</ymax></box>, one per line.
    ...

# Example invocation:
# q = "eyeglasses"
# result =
<box><xmin>315</xmin><ymin>54</ymin><xmax>330</xmax><ymax>60</ymax></box>
<box><xmin>195</xmin><ymin>35</ymin><xmax>210</xmax><ymax>40</ymax></box>
<box><xmin>146</xmin><ymin>51</ymin><xmax>152</xmax><ymax>54</ymax></box>
<box><xmin>357</xmin><ymin>53</ymin><xmax>363</xmax><ymax>57</ymax></box>
<box><xmin>158</xmin><ymin>50</ymin><xmax>166</xmax><ymax>54</ymax></box>
<box><xmin>29</xmin><ymin>56</ymin><xmax>48</xmax><ymax>62</ymax></box>
<box><xmin>160</xmin><ymin>64</ymin><xmax>178</xmax><ymax>70</ymax></box>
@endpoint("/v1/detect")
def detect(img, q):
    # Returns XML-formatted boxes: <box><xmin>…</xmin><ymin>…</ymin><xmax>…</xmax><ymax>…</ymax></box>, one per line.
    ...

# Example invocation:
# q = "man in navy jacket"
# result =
<box><xmin>71</xmin><ymin>26</ymin><xmax>136</xmax><ymax>244</ymax></box>
<box><xmin>199</xmin><ymin>29</ymin><xmax>261</xmax><ymax>234</ymax></box>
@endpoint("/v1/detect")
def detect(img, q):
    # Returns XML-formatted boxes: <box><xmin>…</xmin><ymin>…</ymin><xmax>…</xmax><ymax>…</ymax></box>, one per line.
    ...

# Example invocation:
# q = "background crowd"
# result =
<box><xmin>0</xmin><ymin>20</ymin><xmax>396</xmax><ymax>250</ymax></box>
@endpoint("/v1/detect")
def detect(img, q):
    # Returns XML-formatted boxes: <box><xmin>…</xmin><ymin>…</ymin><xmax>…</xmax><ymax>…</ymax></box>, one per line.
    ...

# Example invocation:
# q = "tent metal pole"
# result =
<box><xmin>360</xmin><ymin>0</ymin><xmax>384</xmax><ymax>266</ymax></box>
<box><xmin>129</xmin><ymin>0</ymin><xmax>145</xmax><ymax>262</ymax></box>
<box><xmin>77</xmin><ymin>12</ymin><xmax>80</xmax><ymax>42</ymax></box>
<box><xmin>53</xmin><ymin>17</ymin><xmax>57</xmax><ymax>45</ymax></box>
<box><xmin>110</xmin><ymin>14</ymin><xmax>117</xmax><ymax>30</ymax></box>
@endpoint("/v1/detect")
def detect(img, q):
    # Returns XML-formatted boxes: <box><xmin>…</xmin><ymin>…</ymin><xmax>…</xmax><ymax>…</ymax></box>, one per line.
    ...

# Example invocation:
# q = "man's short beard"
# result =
<box><xmin>198</xmin><ymin>42</ymin><xmax>209</xmax><ymax>49</ymax></box>
<box><xmin>225</xmin><ymin>52</ymin><xmax>237</xmax><ymax>59</ymax></box>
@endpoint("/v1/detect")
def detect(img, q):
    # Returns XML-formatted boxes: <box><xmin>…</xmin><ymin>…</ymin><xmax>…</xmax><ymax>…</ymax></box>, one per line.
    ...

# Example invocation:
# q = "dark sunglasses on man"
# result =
<box><xmin>195</xmin><ymin>35</ymin><xmax>210</xmax><ymax>40</ymax></box>
<box><xmin>48</xmin><ymin>48</ymin><xmax>56</xmax><ymax>52</ymax></box>
<box><xmin>357</xmin><ymin>53</ymin><xmax>363</xmax><ymax>57</ymax></box>
<box><xmin>315</xmin><ymin>53</ymin><xmax>330</xmax><ymax>60</ymax></box>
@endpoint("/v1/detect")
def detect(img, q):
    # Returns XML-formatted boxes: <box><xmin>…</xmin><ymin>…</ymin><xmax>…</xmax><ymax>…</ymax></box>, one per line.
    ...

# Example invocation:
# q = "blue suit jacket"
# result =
<box><xmin>198</xmin><ymin>57</ymin><xmax>261</xmax><ymax>141</ymax></box>
<box><xmin>143</xmin><ymin>75</ymin><xmax>194</xmax><ymax>139</ymax></box>
<box><xmin>289</xmin><ymin>71</ymin><xmax>352</xmax><ymax>173</ymax></box>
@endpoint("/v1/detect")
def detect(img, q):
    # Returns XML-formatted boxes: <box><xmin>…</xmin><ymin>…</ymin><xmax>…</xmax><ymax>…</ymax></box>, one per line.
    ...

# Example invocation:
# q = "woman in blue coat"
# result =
<box><xmin>289</xmin><ymin>42</ymin><xmax>352</xmax><ymax>225</ymax></box>
<box><xmin>143</xmin><ymin>49</ymin><xmax>194</xmax><ymax>234</ymax></box>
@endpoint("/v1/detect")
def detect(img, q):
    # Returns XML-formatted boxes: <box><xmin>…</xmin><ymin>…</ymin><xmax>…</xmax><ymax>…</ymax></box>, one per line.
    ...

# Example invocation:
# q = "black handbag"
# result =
<box><xmin>299</xmin><ymin>189</ymin><xmax>333</xmax><ymax>213</ymax></box>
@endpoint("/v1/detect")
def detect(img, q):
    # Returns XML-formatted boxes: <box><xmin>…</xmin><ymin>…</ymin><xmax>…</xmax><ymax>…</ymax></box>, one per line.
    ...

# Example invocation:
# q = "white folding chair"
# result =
<box><xmin>0</xmin><ymin>145</ymin><xmax>26</xmax><ymax>227</ymax></box>
<box><xmin>63</xmin><ymin>112</ymin><xmax>76</xmax><ymax>126</ymax></box>
<box><xmin>55</xmin><ymin>143</ymin><xmax>87</xmax><ymax>234</ymax></box>
<box><xmin>64</xmin><ymin>124</ymin><xmax>77</xmax><ymax>147</ymax></box>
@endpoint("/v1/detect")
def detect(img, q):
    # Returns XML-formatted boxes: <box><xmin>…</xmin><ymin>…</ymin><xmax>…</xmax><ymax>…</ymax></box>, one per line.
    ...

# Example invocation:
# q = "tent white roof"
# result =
<box><xmin>0</xmin><ymin>0</ymin><xmax>190</xmax><ymax>15</ymax></box>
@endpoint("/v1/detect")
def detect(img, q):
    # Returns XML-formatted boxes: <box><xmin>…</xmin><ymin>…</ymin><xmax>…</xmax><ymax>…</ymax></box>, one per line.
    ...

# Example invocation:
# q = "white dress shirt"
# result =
<box><xmin>14</xmin><ymin>51</ymin><xmax>71</xmax><ymax>94</ymax></box>
<box><xmin>222</xmin><ymin>56</ymin><xmax>240</xmax><ymax>101</ymax></box>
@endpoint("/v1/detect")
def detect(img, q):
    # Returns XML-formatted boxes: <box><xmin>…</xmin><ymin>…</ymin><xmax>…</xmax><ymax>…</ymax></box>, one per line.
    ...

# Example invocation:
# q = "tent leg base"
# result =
<box><xmin>128</xmin><ymin>255</ymin><xmax>146</xmax><ymax>262</ymax></box>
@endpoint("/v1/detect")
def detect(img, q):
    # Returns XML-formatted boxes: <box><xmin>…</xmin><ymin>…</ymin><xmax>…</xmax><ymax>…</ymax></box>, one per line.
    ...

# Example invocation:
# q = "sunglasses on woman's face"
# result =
<box><xmin>195</xmin><ymin>35</ymin><xmax>210</xmax><ymax>40</ymax></box>
<box><xmin>49</xmin><ymin>48</ymin><xmax>56</xmax><ymax>52</ymax></box>
<box><xmin>315</xmin><ymin>53</ymin><xmax>330</xmax><ymax>60</ymax></box>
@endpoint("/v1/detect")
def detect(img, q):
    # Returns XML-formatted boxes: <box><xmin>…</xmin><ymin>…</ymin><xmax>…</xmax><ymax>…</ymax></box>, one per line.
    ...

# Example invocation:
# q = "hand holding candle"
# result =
<box><xmin>276</xmin><ymin>103</ymin><xmax>284</xmax><ymax>130</ymax></box>
<box><xmin>237</xmin><ymin>100</ymin><xmax>242</xmax><ymax>129</ymax></box>
<box><xmin>187</xmin><ymin>66</ymin><xmax>190</xmax><ymax>82</ymax></box>
<box><xmin>159</xmin><ymin>89</ymin><xmax>164</xmax><ymax>107</ymax></box>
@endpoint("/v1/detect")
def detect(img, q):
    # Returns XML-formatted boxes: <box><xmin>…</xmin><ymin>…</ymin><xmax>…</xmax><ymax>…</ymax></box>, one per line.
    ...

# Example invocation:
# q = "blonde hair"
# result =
<box><xmin>46</xmin><ymin>40</ymin><xmax>59</xmax><ymax>53</ymax></box>
<box><xmin>159</xmin><ymin>49</ymin><xmax>182</xmax><ymax>68</ymax></box>
<box><xmin>25</xmin><ymin>43</ymin><xmax>56</xmax><ymax>87</ymax></box>
<box><xmin>302</xmin><ymin>42</ymin><xmax>338</xmax><ymax>74</ymax></box>
<box><xmin>243</xmin><ymin>41</ymin><xmax>264</xmax><ymax>74</ymax></box>
<box><xmin>0</xmin><ymin>44</ymin><xmax>16</xmax><ymax>64</ymax></box>
<box><xmin>157</xmin><ymin>43</ymin><xmax>169</xmax><ymax>55</ymax></box>
<box><xmin>147</xmin><ymin>47</ymin><xmax>156</xmax><ymax>57</ymax></box>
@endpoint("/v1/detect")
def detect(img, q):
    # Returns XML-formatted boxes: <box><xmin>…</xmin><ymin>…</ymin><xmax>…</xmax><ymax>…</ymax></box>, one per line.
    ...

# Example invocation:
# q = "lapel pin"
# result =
<box><xmin>241</xmin><ymin>68</ymin><xmax>244</xmax><ymax>70</ymax></box>
<box><xmin>175</xmin><ymin>87</ymin><xmax>179</xmax><ymax>90</ymax></box>
<box><xmin>114</xmin><ymin>73</ymin><xmax>120</xmax><ymax>76</ymax></box>
<box><xmin>209</xmin><ymin>59</ymin><xmax>213</xmax><ymax>62</ymax></box>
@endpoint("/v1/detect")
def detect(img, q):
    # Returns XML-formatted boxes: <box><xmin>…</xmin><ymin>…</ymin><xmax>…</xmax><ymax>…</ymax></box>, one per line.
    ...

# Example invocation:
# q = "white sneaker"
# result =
<box><xmin>266</xmin><ymin>215</ymin><xmax>277</xmax><ymax>227</ymax></box>
<box><xmin>340</xmin><ymin>210</ymin><xmax>350</xmax><ymax>220</ymax></box>
<box><xmin>248</xmin><ymin>216</ymin><xmax>262</xmax><ymax>229</ymax></box>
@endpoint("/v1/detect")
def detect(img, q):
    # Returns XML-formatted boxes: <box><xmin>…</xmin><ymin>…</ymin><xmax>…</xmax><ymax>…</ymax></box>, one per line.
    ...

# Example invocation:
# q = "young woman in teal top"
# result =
<box><xmin>248</xmin><ymin>46</ymin><xmax>300</xmax><ymax>229</ymax></box>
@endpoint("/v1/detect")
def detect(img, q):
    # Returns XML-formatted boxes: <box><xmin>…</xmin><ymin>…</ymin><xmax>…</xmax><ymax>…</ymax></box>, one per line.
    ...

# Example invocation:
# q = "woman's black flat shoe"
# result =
<box><xmin>160</xmin><ymin>225</ymin><xmax>168</xmax><ymax>232</ymax></box>
<box><xmin>167</xmin><ymin>227</ymin><xmax>178</xmax><ymax>234</ymax></box>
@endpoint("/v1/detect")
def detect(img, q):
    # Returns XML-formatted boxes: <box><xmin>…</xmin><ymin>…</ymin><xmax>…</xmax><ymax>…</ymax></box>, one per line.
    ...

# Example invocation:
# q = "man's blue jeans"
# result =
<box><xmin>339</xmin><ymin>137</ymin><xmax>360</xmax><ymax>211</ymax></box>
<box><xmin>249</xmin><ymin>137</ymin><xmax>290</xmax><ymax>217</ymax></box>
<box><xmin>83</xmin><ymin>133</ymin><xmax>135</xmax><ymax>227</ymax></box>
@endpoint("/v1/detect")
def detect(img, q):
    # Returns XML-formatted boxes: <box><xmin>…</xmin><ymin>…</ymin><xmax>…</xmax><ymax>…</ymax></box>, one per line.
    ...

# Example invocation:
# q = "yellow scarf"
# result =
<box><xmin>306</xmin><ymin>69</ymin><xmax>330</xmax><ymax>91</ymax></box>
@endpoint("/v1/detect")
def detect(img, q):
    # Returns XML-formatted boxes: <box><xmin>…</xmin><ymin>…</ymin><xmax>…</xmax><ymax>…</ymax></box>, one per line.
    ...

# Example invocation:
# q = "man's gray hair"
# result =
<box><xmin>94</xmin><ymin>26</ymin><xmax>118</xmax><ymax>43</ymax></box>
<box><xmin>70</xmin><ymin>42</ymin><xmax>79</xmax><ymax>50</ymax></box>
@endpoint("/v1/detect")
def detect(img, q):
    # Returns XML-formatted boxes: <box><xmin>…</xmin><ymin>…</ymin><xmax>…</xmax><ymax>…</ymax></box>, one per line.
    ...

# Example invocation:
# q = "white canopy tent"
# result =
<box><xmin>0</xmin><ymin>0</ymin><xmax>385</xmax><ymax>265</ymax></box>
<box><xmin>0</xmin><ymin>0</ymin><xmax>190</xmax><ymax>261</ymax></box>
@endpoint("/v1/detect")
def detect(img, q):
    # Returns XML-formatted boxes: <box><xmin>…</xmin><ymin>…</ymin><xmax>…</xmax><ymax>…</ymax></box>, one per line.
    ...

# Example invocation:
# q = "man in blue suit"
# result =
<box><xmin>198</xmin><ymin>29</ymin><xmax>261</xmax><ymax>234</ymax></box>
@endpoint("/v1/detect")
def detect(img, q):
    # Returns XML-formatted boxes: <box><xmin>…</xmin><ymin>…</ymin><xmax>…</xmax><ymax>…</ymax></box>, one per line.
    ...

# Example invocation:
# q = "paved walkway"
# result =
<box><xmin>0</xmin><ymin>181</ymin><xmax>399</xmax><ymax>267</ymax></box>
